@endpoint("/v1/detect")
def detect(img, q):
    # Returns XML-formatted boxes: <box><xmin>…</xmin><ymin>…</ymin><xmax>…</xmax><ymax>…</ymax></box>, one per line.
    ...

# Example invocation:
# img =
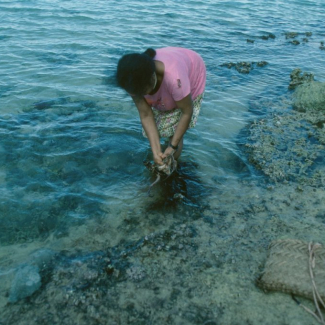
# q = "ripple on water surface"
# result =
<box><xmin>1</xmin><ymin>0</ymin><xmax>325</xmax><ymax>323</ymax></box>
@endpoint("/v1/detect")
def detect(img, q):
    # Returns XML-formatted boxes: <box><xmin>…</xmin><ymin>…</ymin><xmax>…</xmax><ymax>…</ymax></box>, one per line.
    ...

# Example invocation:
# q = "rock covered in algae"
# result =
<box><xmin>290</xmin><ymin>68</ymin><xmax>325</xmax><ymax>128</ymax></box>
<box><xmin>220</xmin><ymin>61</ymin><xmax>268</xmax><ymax>74</ymax></box>
<box><xmin>288</xmin><ymin>68</ymin><xmax>314</xmax><ymax>90</ymax></box>
<box><xmin>285</xmin><ymin>32</ymin><xmax>298</xmax><ymax>39</ymax></box>
<box><xmin>243</xmin><ymin>69</ymin><xmax>325</xmax><ymax>186</ymax></box>
<box><xmin>1</xmin><ymin>223</ymin><xmax>202</xmax><ymax>324</ymax></box>
<box><xmin>293</xmin><ymin>80</ymin><xmax>325</xmax><ymax>112</ymax></box>
<box><xmin>243</xmin><ymin>112</ymin><xmax>325</xmax><ymax>185</ymax></box>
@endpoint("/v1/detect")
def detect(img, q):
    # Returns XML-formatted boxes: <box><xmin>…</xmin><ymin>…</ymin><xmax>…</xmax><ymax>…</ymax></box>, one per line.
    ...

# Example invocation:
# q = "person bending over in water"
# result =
<box><xmin>116</xmin><ymin>47</ymin><xmax>206</xmax><ymax>166</ymax></box>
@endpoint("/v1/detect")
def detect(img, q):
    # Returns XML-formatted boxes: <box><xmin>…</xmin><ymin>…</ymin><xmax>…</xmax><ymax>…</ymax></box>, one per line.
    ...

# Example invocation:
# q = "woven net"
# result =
<box><xmin>257</xmin><ymin>239</ymin><xmax>325</xmax><ymax>301</ymax></box>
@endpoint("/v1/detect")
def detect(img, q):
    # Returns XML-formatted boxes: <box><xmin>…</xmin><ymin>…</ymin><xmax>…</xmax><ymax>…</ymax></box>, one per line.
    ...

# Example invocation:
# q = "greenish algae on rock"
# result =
<box><xmin>288</xmin><ymin>68</ymin><xmax>314</xmax><ymax>90</ymax></box>
<box><xmin>293</xmin><ymin>81</ymin><xmax>325</xmax><ymax>113</ymax></box>
<box><xmin>243</xmin><ymin>69</ymin><xmax>325</xmax><ymax>186</ymax></box>
<box><xmin>291</xmin><ymin>68</ymin><xmax>325</xmax><ymax>131</ymax></box>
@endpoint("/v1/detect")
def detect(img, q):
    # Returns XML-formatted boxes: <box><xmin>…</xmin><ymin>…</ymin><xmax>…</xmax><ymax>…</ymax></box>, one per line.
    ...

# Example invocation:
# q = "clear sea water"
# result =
<box><xmin>1</xmin><ymin>0</ymin><xmax>325</xmax><ymax>324</ymax></box>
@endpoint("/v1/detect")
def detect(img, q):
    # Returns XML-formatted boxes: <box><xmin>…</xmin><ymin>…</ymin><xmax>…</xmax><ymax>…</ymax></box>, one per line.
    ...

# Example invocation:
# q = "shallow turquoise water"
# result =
<box><xmin>1</xmin><ymin>0</ymin><xmax>324</xmax><ymax>238</ymax></box>
<box><xmin>0</xmin><ymin>0</ymin><xmax>325</xmax><ymax>323</ymax></box>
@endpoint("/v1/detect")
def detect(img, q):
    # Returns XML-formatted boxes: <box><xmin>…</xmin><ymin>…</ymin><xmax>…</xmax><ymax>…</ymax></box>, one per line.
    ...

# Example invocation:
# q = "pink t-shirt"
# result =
<box><xmin>144</xmin><ymin>47</ymin><xmax>206</xmax><ymax>111</ymax></box>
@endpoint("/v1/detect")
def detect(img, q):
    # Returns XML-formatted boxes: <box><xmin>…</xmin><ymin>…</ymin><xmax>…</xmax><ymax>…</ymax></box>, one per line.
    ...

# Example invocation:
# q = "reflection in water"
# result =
<box><xmin>144</xmin><ymin>160</ymin><xmax>209</xmax><ymax>210</ymax></box>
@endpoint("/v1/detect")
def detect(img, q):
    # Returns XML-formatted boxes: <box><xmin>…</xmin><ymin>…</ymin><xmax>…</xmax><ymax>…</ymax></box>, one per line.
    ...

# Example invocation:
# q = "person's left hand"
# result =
<box><xmin>162</xmin><ymin>146</ymin><xmax>175</xmax><ymax>159</ymax></box>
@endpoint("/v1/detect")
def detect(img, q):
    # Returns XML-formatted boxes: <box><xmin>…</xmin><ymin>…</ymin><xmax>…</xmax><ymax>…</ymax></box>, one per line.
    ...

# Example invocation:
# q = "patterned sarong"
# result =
<box><xmin>142</xmin><ymin>93</ymin><xmax>204</xmax><ymax>138</ymax></box>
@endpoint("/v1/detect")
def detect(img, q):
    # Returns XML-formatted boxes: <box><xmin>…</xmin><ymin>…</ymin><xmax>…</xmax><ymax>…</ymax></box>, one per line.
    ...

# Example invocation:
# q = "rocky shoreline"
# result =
<box><xmin>244</xmin><ymin>68</ymin><xmax>325</xmax><ymax>186</ymax></box>
<box><xmin>1</xmin><ymin>68</ymin><xmax>325</xmax><ymax>324</ymax></box>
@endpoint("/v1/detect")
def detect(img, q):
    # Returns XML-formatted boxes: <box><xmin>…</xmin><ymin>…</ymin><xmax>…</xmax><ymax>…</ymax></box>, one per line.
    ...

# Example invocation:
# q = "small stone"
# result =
<box><xmin>173</xmin><ymin>193</ymin><xmax>184</xmax><ymax>200</ymax></box>
<box><xmin>285</xmin><ymin>32</ymin><xmax>298</xmax><ymax>39</ymax></box>
<box><xmin>106</xmin><ymin>265</ymin><xmax>114</xmax><ymax>275</ymax></box>
<box><xmin>256</xmin><ymin>61</ymin><xmax>268</xmax><ymax>67</ymax></box>
<box><xmin>296</xmin><ymin>185</ymin><xmax>303</xmax><ymax>192</ymax></box>
<box><xmin>9</xmin><ymin>264</ymin><xmax>41</xmax><ymax>303</ymax></box>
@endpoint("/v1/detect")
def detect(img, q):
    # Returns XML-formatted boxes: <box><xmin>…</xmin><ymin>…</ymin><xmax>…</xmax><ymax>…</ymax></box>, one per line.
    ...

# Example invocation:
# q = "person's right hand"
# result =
<box><xmin>153</xmin><ymin>152</ymin><xmax>164</xmax><ymax>166</ymax></box>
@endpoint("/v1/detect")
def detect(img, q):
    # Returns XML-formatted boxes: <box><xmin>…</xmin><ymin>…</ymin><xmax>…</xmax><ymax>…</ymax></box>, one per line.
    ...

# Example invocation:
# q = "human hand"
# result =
<box><xmin>153</xmin><ymin>152</ymin><xmax>164</xmax><ymax>166</ymax></box>
<box><xmin>162</xmin><ymin>146</ymin><xmax>175</xmax><ymax>159</ymax></box>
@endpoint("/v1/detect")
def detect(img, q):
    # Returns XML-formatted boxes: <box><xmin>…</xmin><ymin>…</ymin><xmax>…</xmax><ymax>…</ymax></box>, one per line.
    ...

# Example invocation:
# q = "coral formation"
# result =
<box><xmin>243</xmin><ymin>69</ymin><xmax>325</xmax><ymax>186</ymax></box>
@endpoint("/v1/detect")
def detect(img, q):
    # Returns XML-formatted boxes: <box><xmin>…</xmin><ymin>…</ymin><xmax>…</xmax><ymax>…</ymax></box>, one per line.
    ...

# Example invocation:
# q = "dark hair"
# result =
<box><xmin>116</xmin><ymin>48</ymin><xmax>156</xmax><ymax>96</ymax></box>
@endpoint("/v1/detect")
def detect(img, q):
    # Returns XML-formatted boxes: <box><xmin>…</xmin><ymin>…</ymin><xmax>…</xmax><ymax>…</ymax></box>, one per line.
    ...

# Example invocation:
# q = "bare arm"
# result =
<box><xmin>162</xmin><ymin>93</ymin><xmax>193</xmax><ymax>158</ymax></box>
<box><xmin>132</xmin><ymin>96</ymin><xmax>164</xmax><ymax>165</ymax></box>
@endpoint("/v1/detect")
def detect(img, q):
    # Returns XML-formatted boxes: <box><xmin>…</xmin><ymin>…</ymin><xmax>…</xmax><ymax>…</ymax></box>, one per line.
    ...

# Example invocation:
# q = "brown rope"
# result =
<box><xmin>297</xmin><ymin>242</ymin><xmax>325</xmax><ymax>325</ymax></box>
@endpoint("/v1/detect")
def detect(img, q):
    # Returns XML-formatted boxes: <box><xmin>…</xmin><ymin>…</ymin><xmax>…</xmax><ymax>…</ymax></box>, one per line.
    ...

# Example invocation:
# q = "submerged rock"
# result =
<box><xmin>30</xmin><ymin>248</ymin><xmax>55</xmax><ymax>264</ymax></box>
<box><xmin>9</xmin><ymin>264</ymin><xmax>41</xmax><ymax>303</ymax></box>
<box><xmin>220</xmin><ymin>61</ymin><xmax>268</xmax><ymax>74</ymax></box>
<box><xmin>246</xmin><ymin>33</ymin><xmax>275</xmax><ymax>43</ymax></box>
<box><xmin>242</xmin><ymin>69</ymin><xmax>325</xmax><ymax>186</ymax></box>
<box><xmin>284</xmin><ymin>32</ymin><xmax>313</xmax><ymax>45</ymax></box>
<box><xmin>288</xmin><ymin>68</ymin><xmax>314</xmax><ymax>90</ymax></box>
<box><xmin>260</xmin><ymin>33</ymin><xmax>276</xmax><ymax>40</ymax></box>
<box><xmin>243</xmin><ymin>112</ymin><xmax>325</xmax><ymax>185</ymax></box>
<box><xmin>285</xmin><ymin>32</ymin><xmax>298</xmax><ymax>39</ymax></box>
<box><xmin>293</xmin><ymin>81</ymin><xmax>325</xmax><ymax>112</ymax></box>
<box><xmin>5</xmin><ymin>249</ymin><xmax>55</xmax><ymax>304</ymax></box>
<box><xmin>290</xmin><ymin>40</ymin><xmax>300</xmax><ymax>45</ymax></box>
<box><xmin>33</xmin><ymin>97</ymin><xmax>68</xmax><ymax>110</ymax></box>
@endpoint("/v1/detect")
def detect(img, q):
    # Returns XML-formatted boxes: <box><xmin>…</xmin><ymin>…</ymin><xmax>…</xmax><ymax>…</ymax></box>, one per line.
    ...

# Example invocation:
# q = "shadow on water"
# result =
<box><xmin>144</xmin><ymin>159</ymin><xmax>210</xmax><ymax>212</ymax></box>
